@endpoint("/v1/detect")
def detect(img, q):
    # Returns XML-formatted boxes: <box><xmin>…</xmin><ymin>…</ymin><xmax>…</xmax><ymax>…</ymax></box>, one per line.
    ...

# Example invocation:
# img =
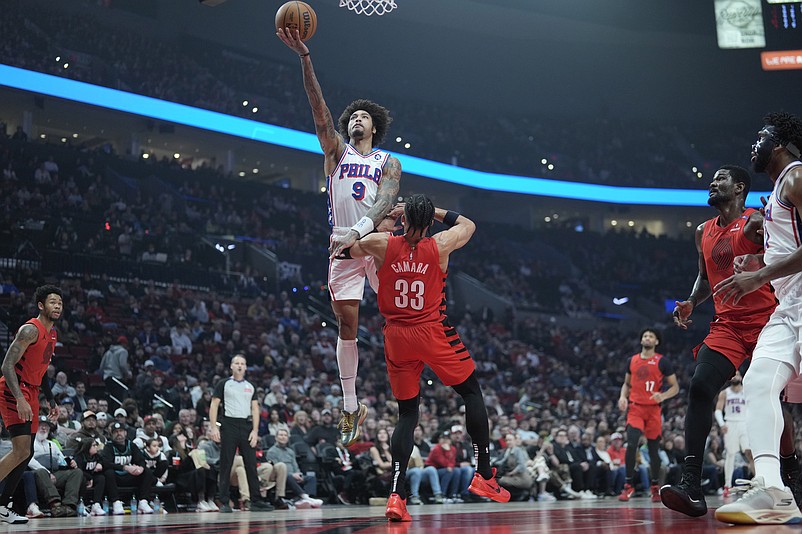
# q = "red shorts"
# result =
<box><xmin>627</xmin><ymin>402</ymin><xmax>662</xmax><ymax>440</ymax></box>
<box><xmin>0</xmin><ymin>380</ymin><xmax>40</xmax><ymax>432</ymax></box>
<box><xmin>693</xmin><ymin>315</ymin><xmax>767</xmax><ymax>369</ymax></box>
<box><xmin>383</xmin><ymin>321</ymin><xmax>476</xmax><ymax>400</ymax></box>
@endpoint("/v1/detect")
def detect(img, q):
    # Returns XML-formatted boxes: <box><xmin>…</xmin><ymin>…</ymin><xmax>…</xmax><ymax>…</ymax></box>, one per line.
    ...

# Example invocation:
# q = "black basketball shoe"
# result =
<box><xmin>782</xmin><ymin>455</ymin><xmax>802</xmax><ymax>507</ymax></box>
<box><xmin>660</xmin><ymin>470</ymin><xmax>708</xmax><ymax>518</ymax></box>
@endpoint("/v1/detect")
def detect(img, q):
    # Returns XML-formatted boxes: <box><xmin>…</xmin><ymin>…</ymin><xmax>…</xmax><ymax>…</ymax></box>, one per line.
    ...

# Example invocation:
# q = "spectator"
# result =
<box><xmin>413</xmin><ymin>424</ymin><xmax>432</xmax><ymax>458</ymax></box>
<box><xmin>265</xmin><ymin>428</ymin><xmax>321</xmax><ymax>508</ymax></box>
<box><xmin>133</xmin><ymin>416</ymin><xmax>170</xmax><ymax>452</ymax></box>
<box><xmin>496</xmin><ymin>433</ymin><xmax>534</xmax><ymax>499</ymax></box>
<box><xmin>449</xmin><ymin>425</ymin><xmax>476</xmax><ymax>502</ymax></box>
<box><xmin>290</xmin><ymin>410</ymin><xmax>311</xmax><ymax>442</ymax></box>
<box><xmin>51</xmin><ymin>371</ymin><xmax>76</xmax><ymax>398</ymax></box>
<box><xmin>305</xmin><ymin>409</ymin><xmax>339</xmax><ymax>448</ymax></box>
<box><xmin>425</xmin><ymin>432</ymin><xmax>459</xmax><ymax>503</ymax></box>
<box><xmin>65</xmin><ymin>410</ymin><xmax>101</xmax><ymax>452</ymax></box>
<box><xmin>99</xmin><ymin>336</ymin><xmax>132</xmax><ymax>407</ymax></box>
<box><xmin>70</xmin><ymin>381</ymin><xmax>89</xmax><ymax>412</ymax></box>
<box><xmin>101</xmin><ymin>421</ymin><xmax>156</xmax><ymax>515</ymax></box>
<box><xmin>406</xmin><ymin>443</ymin><xmax>443</xmax><ymax>506</ymax></box>
<box><xmin>73</xmin><ymin>436</ymin><xmax>107</xmax><ymax>516</ymax></box>
<box><xmin>167</xmin><ymin>433</ymin><xmax>218</xmax><ymax>512</ymax></box>
<box><xmin>28</xmin><ymin>416</ymin><xmax>82</xmax><ymax>517</ymax></box>
<box><xmin>606</xmin><ymin>432</ymin><xmax>627</xmax><ymax>494</ymax></box>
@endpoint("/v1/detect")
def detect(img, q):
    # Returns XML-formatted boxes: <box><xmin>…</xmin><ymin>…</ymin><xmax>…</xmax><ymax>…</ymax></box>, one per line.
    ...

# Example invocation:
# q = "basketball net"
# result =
<box><xmin>339</xmin><ymin>0</ymin><xmax>397</xmax><ymax>16</ymax></box>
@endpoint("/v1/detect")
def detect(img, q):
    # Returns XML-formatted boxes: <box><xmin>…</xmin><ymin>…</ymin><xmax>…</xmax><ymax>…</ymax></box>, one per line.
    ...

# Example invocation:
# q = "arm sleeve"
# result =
<box><xmin>212</xmin><ymin>379</ymin><xmax>226</xmax><ymax>399</ymax></box>
<box><xmin>658</xmin><ymin>357</ymin><xmax>675</xmax><ymax>377</ymax></box>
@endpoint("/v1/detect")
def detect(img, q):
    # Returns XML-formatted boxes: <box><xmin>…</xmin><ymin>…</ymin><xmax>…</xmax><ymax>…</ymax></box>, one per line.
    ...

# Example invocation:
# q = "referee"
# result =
<box><xmin>209</xmin><ymin>354</ymin><xmax>273</xmax><ymax>512</ymax></box>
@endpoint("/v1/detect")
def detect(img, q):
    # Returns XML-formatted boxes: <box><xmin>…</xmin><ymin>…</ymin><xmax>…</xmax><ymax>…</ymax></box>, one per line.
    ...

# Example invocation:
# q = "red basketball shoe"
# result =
<box><xmin>619</xmin><ymin>483</ymin><xmax>635</xmax><ymax>502</ymax></box>
<box><xmin>385</xmin><ymin>494</ymin><xmax>412</xmax><ymax>522</ymax></box>
<box><xmin>468</xmin><ymin>468</ymin><xmax>511</xmax><ymax>503</ymax></box>
<box><xmin>650</xmin><ymin>485</ymin><xmax>661</xmax><ymax>502</ymax></box>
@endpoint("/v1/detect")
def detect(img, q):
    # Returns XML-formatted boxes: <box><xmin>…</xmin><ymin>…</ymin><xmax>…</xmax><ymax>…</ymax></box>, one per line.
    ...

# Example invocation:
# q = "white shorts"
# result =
<box><xmin>328</xmin><ymin>229</ymin><xmax>378</xmax><ymax>301</ymax></box>
<box><xmin>752</xmin><ymin>298</ymin><xmax>802</xmax><ymax>391</ymax></box>
<box><xmin>723</xmin><ymin>420</ymin><xmax>750</xmax><ymax>452</ymax></box>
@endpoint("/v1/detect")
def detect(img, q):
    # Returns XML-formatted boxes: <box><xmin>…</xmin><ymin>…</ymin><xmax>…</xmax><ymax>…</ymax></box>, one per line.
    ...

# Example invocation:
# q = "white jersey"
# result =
<box><xmin>763</xmin><ymin>161</ymin><xmax>802</xmax><ymax>301</ymax></box>
<box><xmin>723</xmin><ymin>386</ymin><xmax>746</xmax><ymax>423</ymax></box>
<box><xmin>326</xmin><ymin>143</ymin><xmax>390</xmax><ymax>229</ymax></box>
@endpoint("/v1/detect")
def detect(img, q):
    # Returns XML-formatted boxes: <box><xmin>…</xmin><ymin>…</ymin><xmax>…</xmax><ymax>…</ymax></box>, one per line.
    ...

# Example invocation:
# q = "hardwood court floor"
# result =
<box><xmin>5</xmin><ymin>497</ymin><xmax>796</xmax><ymax>533</ymax></box>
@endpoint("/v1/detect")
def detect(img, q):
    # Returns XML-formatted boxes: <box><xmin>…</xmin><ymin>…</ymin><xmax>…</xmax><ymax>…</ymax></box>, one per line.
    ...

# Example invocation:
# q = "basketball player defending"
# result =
<box><xmin>660</xmin><ymin>165</ymin><xmax>778</xmax><ymax>517</ymax></box>
<box><xmin>345</xmin><ymin>194</ymin><xmax>510</xmax><ymax>522</ymax></box>
<box><xmin>277</xmin><ymin>28</ymin><xmax>402</xmax><ymax>446</ymax></box>
<box><xmin>617</xmin><ymin>328</ymin><xmax>679</xmax><ymax>503</ymax></box>
<box><xmin>714</xmin><ymin>112</ymin><xmax>802</xmax><ymax>525</ymax></box>
<box><xmin>715</xmin><ymin>370</ymin><xmax>754</xmax><ymax>495</ymax></box>
<box><xmin>0</xmin><ymin>285</ymin><xmax>61</xmax><ymax>524</ymax></box>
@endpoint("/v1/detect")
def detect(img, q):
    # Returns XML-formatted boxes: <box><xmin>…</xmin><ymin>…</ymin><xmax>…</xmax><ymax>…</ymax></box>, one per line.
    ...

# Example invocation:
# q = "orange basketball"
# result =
<box><xmin>275</xmin><ymin>1</ymin><xmax>317</xmax><ymax>42</ymax></box>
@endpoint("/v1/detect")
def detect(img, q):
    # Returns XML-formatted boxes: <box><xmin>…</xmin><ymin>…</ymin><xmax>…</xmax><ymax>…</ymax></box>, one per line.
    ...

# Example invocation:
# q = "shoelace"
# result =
<box><xmin>730</xmin><ymin>478</ymin><xmax>764</xmax><ymax>498</ymax></box>
<box><xmin>339</xmin><ymin>412</ymin><xmax>353</xmax><ymax>434</ymax></box>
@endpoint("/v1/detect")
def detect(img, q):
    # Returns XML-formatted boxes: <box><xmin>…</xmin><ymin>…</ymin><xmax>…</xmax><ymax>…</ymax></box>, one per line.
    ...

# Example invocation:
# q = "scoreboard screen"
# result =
<box><xmin>764</xmin><ymin>2</ymin><xmax>802</xmax><ymax>48</ymax></box>
<box><xmin>715</xmin><ymin>0</ymin><xmax>802</xmax><ymax>69</ymax></box>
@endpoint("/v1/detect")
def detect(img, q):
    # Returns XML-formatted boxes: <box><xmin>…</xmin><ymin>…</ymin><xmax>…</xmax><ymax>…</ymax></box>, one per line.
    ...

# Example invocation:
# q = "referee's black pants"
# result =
<box><xmin>217</xmin><ymin>416</ymin><xmax>261</xmax><ymax>504</ymax></box>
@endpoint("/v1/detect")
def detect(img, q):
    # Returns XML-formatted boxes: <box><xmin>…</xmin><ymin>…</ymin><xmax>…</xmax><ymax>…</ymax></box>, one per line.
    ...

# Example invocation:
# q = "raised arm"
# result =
<box><xmin>276</xmin><ymin>28</ymin><xmax>345</xmax><ymax>172</ymax></box>
<box><xmin>432</xmin><ymin>208</ymin><xmax>476</xmax><ymax>262</ymax></box>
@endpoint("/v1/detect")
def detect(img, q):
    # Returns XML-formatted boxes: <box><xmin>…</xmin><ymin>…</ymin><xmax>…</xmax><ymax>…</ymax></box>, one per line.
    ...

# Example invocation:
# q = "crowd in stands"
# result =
<box><xmin>1</xmin><ymin>0</ymin><xmax>755</xmax><ymax>189</ymax></box>
<box><xmin>0</xmin><ymin>135</ymin><xmax>700</xmax><ymax>323</ymax></box>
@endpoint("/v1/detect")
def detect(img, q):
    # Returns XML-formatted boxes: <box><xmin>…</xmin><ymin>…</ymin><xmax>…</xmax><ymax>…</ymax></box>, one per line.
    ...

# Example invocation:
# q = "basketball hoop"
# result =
<box><xmin>339</xmin><ymin>0</ymin><xmax>397</xmax><ymax>16</ymax></box>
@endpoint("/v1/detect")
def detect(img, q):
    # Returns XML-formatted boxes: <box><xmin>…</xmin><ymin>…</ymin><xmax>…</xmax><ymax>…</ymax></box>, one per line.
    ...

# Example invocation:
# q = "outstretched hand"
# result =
<box><xmin>672</xmin><ymin>300</ymin><xmax>694</xmax><ymax>329</ymax></box>
<box><xmin>714</xmin><ymin>271</ymin><xmax>764</xmax><ymax>305</ymax></box>
<box><xmin>276</xmin><ymin>28</ymin><xmax>310</xmax><ymax>56</ymax></box>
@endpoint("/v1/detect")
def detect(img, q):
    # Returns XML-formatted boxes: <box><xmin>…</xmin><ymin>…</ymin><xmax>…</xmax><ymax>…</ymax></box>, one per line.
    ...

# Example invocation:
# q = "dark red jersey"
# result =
<box><xmin>377</xmin><ymin>235</ymin><xmax>446</xmax><ymax>326</ymax></box>
<box><xmin>628</xmin><ymin>353</ymin><xmax>672</xmax><ymax>406</ymax></box>
<box><xmin>701</xmin><ymin>208</ymin><xmax>776</xmax><ymax>319</ymax></box>
<box><xmin>7</xmin><ymin>318</ymin><xmax>56</xmax><ymax>387</ymax></box>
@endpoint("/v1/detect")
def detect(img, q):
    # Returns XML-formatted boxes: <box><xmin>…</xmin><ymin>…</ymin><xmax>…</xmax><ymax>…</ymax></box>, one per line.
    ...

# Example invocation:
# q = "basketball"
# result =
<box><xmin>275</xmin><ymin>1</ymin><xmax>317</xmax><ymax>42</ymax></box>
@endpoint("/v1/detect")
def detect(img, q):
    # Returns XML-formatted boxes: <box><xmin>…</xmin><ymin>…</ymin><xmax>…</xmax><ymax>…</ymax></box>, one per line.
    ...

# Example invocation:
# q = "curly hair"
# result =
<box><xmin>764</xmin><ymin>111</ymin><xmax>802</xmax><ymax>152</ymax></box>
<box><xmin>34</xmin><ymin>284</ymin><xmax>62</xmax><ymax>306</ymax></box>
<box><xmin>639</xmin><ymin>327</ymin><xmax>662</xmax><ymax>346</ymax></box>
<box><xmin>338</xmin><ymin>99</ymin><xmax>392</xmax><ymax>147</ymax></box>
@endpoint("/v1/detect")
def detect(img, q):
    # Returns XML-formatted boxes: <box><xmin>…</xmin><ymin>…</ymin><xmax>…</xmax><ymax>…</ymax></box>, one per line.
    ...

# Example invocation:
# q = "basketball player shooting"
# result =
<box><xmin>277</xmin><ymin>27</ymin><xmax>403</xmax><ymax>446</ymax></box>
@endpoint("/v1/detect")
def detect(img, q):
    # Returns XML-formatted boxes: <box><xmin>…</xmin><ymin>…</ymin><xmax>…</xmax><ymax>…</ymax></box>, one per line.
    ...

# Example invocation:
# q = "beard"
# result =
<box><xmin>707</xmin><ymin>192</ymin><xmax>729</xmax><ymax>207</ymax></box>
<box><xmin>350</xmin><ymin>126</ymin><xmax>365</xmax><ymax>140</ymax></box>
<box><xmin>753</xmin><ymin>141</ymin><xmax>775</xmax><ymax>173</ymax></box>
<box><xmin>731</xmin><ymin>379</ymin><xmax>742</xmax><ymax>386</ymax></box>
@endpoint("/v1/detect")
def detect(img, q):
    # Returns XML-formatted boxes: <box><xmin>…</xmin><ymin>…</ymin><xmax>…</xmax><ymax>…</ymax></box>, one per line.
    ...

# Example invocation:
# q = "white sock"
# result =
<box><xmin>745</xmin><ymin>357</ymin><xmax>795</xmax><ymax>489</ymax></box>
<box><xmin>337</xmin><ymin>337</ymin><xmax>359</xmax><ymax>412</ymax></box>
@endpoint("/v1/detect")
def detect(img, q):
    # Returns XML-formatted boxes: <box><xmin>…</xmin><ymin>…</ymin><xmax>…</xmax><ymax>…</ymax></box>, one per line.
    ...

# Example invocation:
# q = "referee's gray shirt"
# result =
<box><xmin>213</xmin><ymin>377</ymin><xmax>257</xmax><ymax>419</ymax></box>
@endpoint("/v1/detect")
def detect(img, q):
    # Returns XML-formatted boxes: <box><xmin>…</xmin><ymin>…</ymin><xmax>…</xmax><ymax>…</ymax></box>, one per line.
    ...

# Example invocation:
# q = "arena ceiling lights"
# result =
<box><xmin>0</xmin><ymin>64</ymin><xmax>771</xmax><ymax>207</ymax></box>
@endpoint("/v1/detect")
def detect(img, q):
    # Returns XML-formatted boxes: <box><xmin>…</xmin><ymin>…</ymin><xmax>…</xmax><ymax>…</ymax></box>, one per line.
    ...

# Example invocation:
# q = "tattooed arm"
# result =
<box><xmin>276</xmin><ymin>28</ymin><xmax>345</xmax><ymax>175</ymax></box>
<box><xmin>328</xmin><ymin>156</ymin><xmax>403</xmax><ymax>258</ymax></box>
<box><xmin>2</xmin><ymin>323</ymin><xmax>38</xmax><ymax>421</ymax></box>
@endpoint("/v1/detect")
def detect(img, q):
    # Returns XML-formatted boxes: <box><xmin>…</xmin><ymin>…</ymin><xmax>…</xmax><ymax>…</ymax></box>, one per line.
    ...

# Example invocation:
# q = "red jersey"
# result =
<box><xmin>5</xmin><ymin>318</ymin><xmax>57</xmax><ymax>388</ymax></box>
<box><xmin>628</xmin><ymin>353</ymin><xmax>672</xmax><ymax>406</ymax></box>
<box><xmin>701</xmin><ymin>208</ymin><xmax>776</xmax><ymax>319</ymax></box>
<box><xmin>377</xmin><ymin>235</ymin><xmax>446</xmax><ymax>326</ymax></box>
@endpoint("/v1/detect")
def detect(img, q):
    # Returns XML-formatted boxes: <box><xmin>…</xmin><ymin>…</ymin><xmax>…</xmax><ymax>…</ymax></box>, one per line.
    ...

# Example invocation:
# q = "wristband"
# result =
<box><xmin>299</xmin><ymin>52</ymin><xmax>310</xmax><ymax>57</ymax></box>
<box><xmin>443</xmin><ymin>210</ymin><xmax>460</xmax><ymax>227</ymax></box>
<box><xmin>714</xmin><ymin>410</ymin><xmax>725</xmax><ymax>427</ymax></box>
<box><xmin>350</xmin><ymin>216</ymin><xmax>374</xmax><ymax>238</ymax></box>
